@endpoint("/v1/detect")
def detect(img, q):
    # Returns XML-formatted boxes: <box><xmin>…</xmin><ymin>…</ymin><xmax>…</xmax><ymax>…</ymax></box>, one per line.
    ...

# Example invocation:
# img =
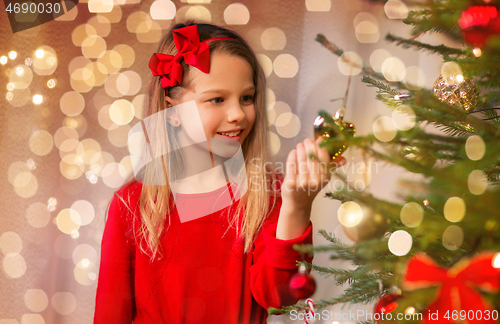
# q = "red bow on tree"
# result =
<box><xmin>403</xmin><ymin>252</ymin><xmax>500</xmax><ymax>324</ymax></box>
<box><xmin>149</xmin><ymin>24</ymin><xmax>235</xmax><ymax>89</ymax></box>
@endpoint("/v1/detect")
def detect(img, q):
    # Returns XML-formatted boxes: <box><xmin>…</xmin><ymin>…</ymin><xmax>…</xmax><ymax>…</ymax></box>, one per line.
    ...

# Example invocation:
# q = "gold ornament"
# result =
<box><xmin>338</xmin><ymin>201</ymin><xmax>389</xmax><ymax>242</ymax></box>
<box><xmin>313</xmin><ymin>107</ymin><xmax>355</xmax><ymax>160</ymax></box>
<box><xmin>432</xmin><ymin>74</ymin><xmax>479</xmax><ymax>113</ymax></box>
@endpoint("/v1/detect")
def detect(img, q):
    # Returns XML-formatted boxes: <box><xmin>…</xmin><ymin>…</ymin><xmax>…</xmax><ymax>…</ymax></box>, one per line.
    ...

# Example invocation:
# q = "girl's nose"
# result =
<box><xmin>226</xmin><ymin>103</ymin><xmax>246</xmax><ymax>122</ymax></box>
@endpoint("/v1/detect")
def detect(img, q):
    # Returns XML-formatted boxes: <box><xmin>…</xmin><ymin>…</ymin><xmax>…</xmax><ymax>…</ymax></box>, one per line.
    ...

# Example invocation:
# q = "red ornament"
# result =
<box><xmin>403</xmin><ymin>252</ymin><xmax>500</xmax><ymax>324</ymax></box>
<box><xmin>374</xmin><ymin>294</ymin><xmax>400</xmax><ymax>314</ymax></box>
<box><xmin>289</xmin><ymin>264</ymin><xmax>316</xmax><ymax>299</ymax></box>
<box><xmin>457</xmin><ymin>5</ymin><xmax>500</xmax><ymax>47</ymax></box>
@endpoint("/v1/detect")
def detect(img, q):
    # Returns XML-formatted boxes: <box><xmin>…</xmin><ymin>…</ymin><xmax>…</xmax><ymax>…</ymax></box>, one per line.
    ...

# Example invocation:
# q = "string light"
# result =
<box><xmin>8</xmin><ymin>51</ymin><xmax>17</xmax><ymax>59</ymax></box>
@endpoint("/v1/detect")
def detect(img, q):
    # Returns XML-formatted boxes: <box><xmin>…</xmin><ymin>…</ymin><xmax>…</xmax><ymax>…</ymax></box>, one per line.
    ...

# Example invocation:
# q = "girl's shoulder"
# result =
<box><xmin>112</xmin><ymin>179</ymin><xmax>143</xmax><ymax>215</ymax></box>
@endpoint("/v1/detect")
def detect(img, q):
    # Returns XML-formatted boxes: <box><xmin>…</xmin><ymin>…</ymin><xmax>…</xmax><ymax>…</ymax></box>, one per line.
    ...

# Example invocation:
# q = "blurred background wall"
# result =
<box><xmin>0</xmin><ymin>0</ymin><xmax>451</xmax><ymax>323</ymax></box>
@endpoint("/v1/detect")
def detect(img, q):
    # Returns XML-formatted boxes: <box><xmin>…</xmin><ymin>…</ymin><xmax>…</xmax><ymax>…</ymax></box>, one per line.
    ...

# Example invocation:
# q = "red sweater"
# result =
<box><xmin>93</xmin><ymin>180</ymin><xmax>314</xmax><ymax>324</ymax></box>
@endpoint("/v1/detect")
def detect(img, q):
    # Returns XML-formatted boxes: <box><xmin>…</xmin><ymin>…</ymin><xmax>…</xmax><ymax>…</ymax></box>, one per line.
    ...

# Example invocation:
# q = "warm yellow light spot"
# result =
<box><xmin>400</xmin><ymin>202</ymin><xmax>424</xmax><ymax>227</ymax></box>
<box><xmin>442</xmin><ymin>225</ymin><xmax>463</xmax><ymax>250</ymax></box>
<box><xmin>338</xmin><ymin>201</ymin><xmax>364</xmax><ymax>227</ymax></box>
<box><xmin>468</xmin><ymin>170</ymin><xmax>488</xmax><ymax>195</ymax></box>
<box><xmin>443</xmin><ymin>197</ymin><xmax>466</xmax><ymax>223</ymax></box>
<box><xmin>473</xmin><ymin>47</ymin><xmax>482</xmax><ymax>57</ymax></box>
<box><xmin>32</xmin><ymin>94</ymin><xmax>43</xmax><ymax>105</ymax></box>
<box><xmin>35</xmin><ymin>49</ymin><xmax>45</xmax><ymax>58</ymax></box>
<box><xmin>9</xmin><ymin>51</ymin><xmax>17</xmax><ymax>59</ymax></box>
<box><xmin>465</xmin><ymin>135</ymin><xmax>485</xmax><ymax>161</ymax></box>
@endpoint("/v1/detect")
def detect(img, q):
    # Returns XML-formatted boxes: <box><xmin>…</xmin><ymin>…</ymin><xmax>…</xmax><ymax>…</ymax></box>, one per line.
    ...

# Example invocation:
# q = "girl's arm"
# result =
<box><xmin>248</xmin><ymin>194</ymin><xmax>314</xmax><ymax>310</ymax></box>
<box><xmin>94</xmin><ymin>187</ymin><xmax>136</xmax><ymax>324</ymax></box>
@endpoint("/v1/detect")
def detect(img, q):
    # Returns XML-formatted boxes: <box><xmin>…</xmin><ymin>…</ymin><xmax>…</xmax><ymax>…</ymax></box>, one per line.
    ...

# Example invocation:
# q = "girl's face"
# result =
<box><xmin>166</xmin><ymin>50</ymin><xmax>256</xmax><ymax>149</ymax></box>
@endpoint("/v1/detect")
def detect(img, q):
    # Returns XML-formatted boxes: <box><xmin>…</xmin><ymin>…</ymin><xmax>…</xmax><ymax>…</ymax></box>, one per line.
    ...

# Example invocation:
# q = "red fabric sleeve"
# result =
<box><xmin>249</xmin><ymin>194</ymin><xmax>314</xmax><ymax>310</ymax></box>
<box><xmin>93</xmin><ymin>188</ymin><xmax>136</xmax><ymax>324</ymax></box>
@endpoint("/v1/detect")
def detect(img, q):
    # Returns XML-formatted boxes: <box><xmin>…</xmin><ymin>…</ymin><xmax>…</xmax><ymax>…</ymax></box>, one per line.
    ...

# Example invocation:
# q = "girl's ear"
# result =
<box><xmin>165</xmin><ymin>96</ymin><xmax>175</xmax><ymax>108</ymax></box>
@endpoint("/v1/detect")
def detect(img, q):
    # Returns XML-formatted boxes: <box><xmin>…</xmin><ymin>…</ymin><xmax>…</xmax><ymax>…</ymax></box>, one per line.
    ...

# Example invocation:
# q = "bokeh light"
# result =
<box><xmin>29</xmin><ymin>130</ymin><xmax>54</xmax><ymax>156</ymax></box>
<box><xmin>150</xmin><ymin>0</ymin><xmax>176</xmax><ymax>20</ymax></box>
<box><xmin>87</xmin><ymin>15</ymin><xmax>111</xmax><ymax>37</ymax></box>
<box><xmin>256</xmin><ymin>54</ymin><xmax>273</xmax><ymax>78</ymax></box>
<box><xmin>404</xmin><ymin>66</ymin><xmax>426</xmax><ymax>90</ymax></box>
<box><xmin>0</xmin><ymin>231</ymin><xmax>22</xmax><ymax>254</ymax></box>
<box><xmin>305</xmin><ymin>0</ymin><xmax>331</xmax><ymax>11</ymax></box>
<box><xmin>443</xmin><ymin>197</ymin><xmax>466</xmax><ymax>223</ymax></box>
<box><xmin>32</xmin><ymin>46</ymin><xmax>58</xmax><ymax>75</ymax></box>
<box><xmin>388</xmin><ymin>230</ymin><xmax>412</xmax><ymax>256</ymax></box>
<box><xmin>261</xmin><ymin>27</ymin><xmax>286</xmax><ymax>51</ymax></box>
<box><xmin>9</xmin><ymin>64</ymin><xmax>33</xmax><ymax>89</ymax></box>
<box><xmin>88</xmin><ymin>0</ymin><xmax>113</xmax><ymax>13</ymax></box>
<box><xmin>81</xmin><ymin>35</ymin><xmax>107</xmax><ymax>59</ymax></box>
<box><xmin>224</xmin><ymin>3</ymin><xmax>250</xmax><ymax>25</ymax></box>
<box><xmin>51</xmin><ymin>292</ymin><xmax>77</xmax><ymax>315</ymax></box>
<box><xmin>465</xmin><ymin>135</ymin><xmax>485</xmax><ymax>161</ymax></box>
<box><xmin>392</xmin><ymin>105</ymin><xmax>415</xmax><ymax>130</ymax></box>
<box><xmin>400</xmin><ymin>202</ymin><xmax>423</xmax><ymax>227</ymax></box>
<box><xmin>384</xmin><ymin>0</ymin><xmax>409</xmax><ymax>19</ymax></box>
<box><xmin>56</xmin><ymin>209</ymin><xmax>81</xmax><ymax>234</ymax></box>
<box><xmin>273</xmin><ymin>54</ymin><xmax>298</xmax><ymax>78</ymax></box>
<box><xmin>338</xmin><ymin>201</ymin><xmax>363</xmax><ymax>227</ymax></box>
<box><xmin>382</xmin><ymin>57</ymin><xmax>406</xmax><ymax>82</ymax></box>
<box><xmin>354</xmin><ymin>12</ymin><xmax>379</xmax><ymax>43</ymax></box>
<box><xmin>338</xmin><ymin>51</ymin><xmax>363</xmax><ymax>75</ymax></box>
<box><xmin>24</xmin><ymin>289</ymin><xmax>49</xmax><ymax>312</ymax></box>
<box><xmin>109</xmin><ymin>99</ymin><xmax>135</xmax><ymax>125</ymax></box>
<box><xmin>26</xmin><ymin>202</ymin><xmax>51</xmax><ymax>228</ymax></box>
<box><xmin>275</xmin><ymin>112</ymin><xmax>301</xmax><ymax>138</ymax></box>
<box><xmin>373</xmin><ymin>116</ymin><xmax>397</xmax><ymax>142</ymax></box>
<box><xmin>3</xmin><ymin>253</ymin><xmax>27</xmax><ymax>278</ymax></box>
<box><xmin>60</xmin><ymin>91</ymin><xmax>85</xmax><ymax>117</ymax></box>
<box><xmin>468</xmin><ymin>170</ymin><xmax>488</xmax><ymax>195</ymax></box>
<box><xmin>442</xmin><ymin>225</ymin><xmax>463</xmax><ymax>250</ymax></box>
<box><xmin>71</xmin><ymin>200</ymin><xmax>95</xmax><ymax>226</ymax></box>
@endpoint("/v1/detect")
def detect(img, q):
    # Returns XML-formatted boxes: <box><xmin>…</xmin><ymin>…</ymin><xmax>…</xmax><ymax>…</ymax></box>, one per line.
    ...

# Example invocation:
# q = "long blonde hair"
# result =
<box><xmin>109</xmin><ymin>20</ymin><xmax>279</xmax><ymax>263</ymax></box>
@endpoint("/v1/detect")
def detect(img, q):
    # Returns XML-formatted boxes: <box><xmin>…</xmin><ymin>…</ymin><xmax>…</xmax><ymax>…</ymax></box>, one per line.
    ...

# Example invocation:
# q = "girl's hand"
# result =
<box><xmin>276</xmin><ymin>137</ymin><xmax>346</xmax><ymax>240</ymax></box>
<box><xmin>282</xmin><ymin>137</ymin><xmax>346</xmax><ymax>215</ymax></box>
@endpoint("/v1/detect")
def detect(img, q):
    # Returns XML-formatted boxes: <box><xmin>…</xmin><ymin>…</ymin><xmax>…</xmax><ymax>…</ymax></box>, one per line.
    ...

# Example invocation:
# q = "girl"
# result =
<box><xmin>94</xmin><ymin>21</ymin><xmax>341</xmax><ymax>324</ymax></box>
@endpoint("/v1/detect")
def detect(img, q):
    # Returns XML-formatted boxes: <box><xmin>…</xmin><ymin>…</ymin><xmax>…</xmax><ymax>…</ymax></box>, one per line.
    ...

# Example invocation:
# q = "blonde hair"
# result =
<box><xmin>108</xmin><ymin>20</ymin><xmax>279</xmax><ymax>263</ymax></box>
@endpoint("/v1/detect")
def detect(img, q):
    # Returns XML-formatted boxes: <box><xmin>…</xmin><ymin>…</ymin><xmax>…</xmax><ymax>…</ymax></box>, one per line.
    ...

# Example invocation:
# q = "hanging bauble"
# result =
<box><xmin>400</xmin><ymin>140</ymin><xmax>437</xmax><ymax>172</ymax></box>
<box><xmin>432</xmin><ymin>74</ymin><xmax>479</xmax><ymax>113</ymax></box>
<box><xmin>289</xmin><ymin>263</ymin><xmax>316</xmax><ymax>300</ymax></box>
<box><xmin>373</xmin><ymin>293</ymin><xmax>402</xmax><ymax>323</ymax></box>
<box><xmin>313</xmin><ymin>106</ymin><xmax>355</xmax><ymax>160</ymax></box>
<box><xmin>338</xmin><ymin>201</ymin><xmax>389</xmax><ymax>243</ymax></box>
<box><xmin>457</xmin><ymin>4</ymin><xmax>500</xmax><ymax>47</ymax></box>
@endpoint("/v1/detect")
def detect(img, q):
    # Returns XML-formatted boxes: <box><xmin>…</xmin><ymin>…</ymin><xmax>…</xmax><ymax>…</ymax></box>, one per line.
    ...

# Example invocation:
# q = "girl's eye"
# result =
<box><xmin>208</xmin><ymin>96</ymin><xmax>254</xmax><ymax>104</ymax></box>
<box><xmin>209</xmin><ymin>97</ymin><xmax>223</xmax><ymax>104</ymax></box>
<box><xmin>242</xmin><ymin>95</ymin><xmax>254</xmax><ymax>102</ymax></box>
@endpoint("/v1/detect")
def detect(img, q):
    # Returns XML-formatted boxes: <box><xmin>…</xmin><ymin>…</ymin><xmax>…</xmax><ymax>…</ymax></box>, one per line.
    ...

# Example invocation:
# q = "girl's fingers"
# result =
<box><xmin>285</xmin><ymin>149</ymin><xmax>297</xmax><ymax>184</ymax></box>
<box><xmin>303</xmin><ymin>138</ymin><xmax>318</xmax><ymax>181</ymax></box>
<box><xmin>296</xmin><ymin>142</ymin><xmax>308</xmax><ymax>187</ymax></box>
<box><xmin>316</xmin><ymin>137</ymin><xmax>331</xmax><ymax>173</ymax></box>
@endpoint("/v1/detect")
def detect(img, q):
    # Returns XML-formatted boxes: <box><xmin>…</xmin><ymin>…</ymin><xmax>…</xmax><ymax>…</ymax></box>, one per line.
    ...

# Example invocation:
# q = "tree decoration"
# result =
<box><xmin>338</xmin><ymin>201</ymin><xmax>389</xmax><ymax>242</ymax></box>
<box><xmin>403</xmin><ymin>252</ymin><xmax>500</xmax><ymax>323</ymax></box>
<box><xmin>289</xmin><ymin>263</ymin><xmax>316</xmax><ymax>300</ymax></box>
<box><xmin>457</xmin><ymin>4</ymin><xmax>500</xmax><ymax>47</ymax></box>
<box><xmin>432</xmin><ymin>74</ymin><xmax>479</xmax><ymax>113</ymax></box>
<box><xmin>313</xmin><ymin>107</ymin><xmax>356</xmax><ymax>160</ymax></box>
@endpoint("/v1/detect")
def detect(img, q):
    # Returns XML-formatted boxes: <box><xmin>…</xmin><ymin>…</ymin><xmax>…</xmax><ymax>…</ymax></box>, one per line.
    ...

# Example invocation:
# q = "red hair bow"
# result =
<box><xmin>149</xmin><ymin>24</ymin><xmax>235</xmax><ymax>89</ymax></box>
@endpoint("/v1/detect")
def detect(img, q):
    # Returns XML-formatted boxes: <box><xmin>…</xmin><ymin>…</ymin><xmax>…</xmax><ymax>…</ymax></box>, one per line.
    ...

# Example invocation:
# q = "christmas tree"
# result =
<box><xmin>271</xmin><ymin>0</ymin><xmax>500</xmax><ymax>323</ymax></box>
